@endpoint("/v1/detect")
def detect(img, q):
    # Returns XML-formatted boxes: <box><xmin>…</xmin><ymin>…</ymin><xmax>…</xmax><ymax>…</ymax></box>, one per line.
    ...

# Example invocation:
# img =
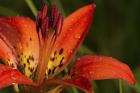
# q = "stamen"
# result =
<box><xmin>38</xmin><ymin>30</ymin><xmax>44</xmax><ymax>46</ymax></box>
<box><xmin>36</xmin><ymin>4</ymin><xmax>48</xmax><ymax>39</ymax></box>
<box><xmin>41</xmin><ymin>4</ymin><xmax>47</xmax><ymax>19</ymax></box>
<box><xmin>44</xmin><ymin>17</ymin><xmax>49</xmax><ymax>37</ymax></box>
<box><xmin>36</xmin><ymin>11</ymin><xmax>42</xmax><ymax>32</ymax></box>
<box><xmin>50</xmin><ymin>5</ymin><xmax>59</xmax><ymax>28</ymax></box>
<box><xmin>36</xmin><ymin>31</ymin><xmax>55</xmax><ymax>83</ymax></box>
<box><xmin>35</xmin><ymin>4</ymin><xmax>64</xmax><ymax>84</ymax></box>
<box><xmin>55</xmin><ymin>15</ymin><xmax>63</xmax><ymax>35</ymax></box>
<box><xmin>41</xmin><ymin>18</ymin><xmax>48</xmax><ymax>38</ymax></box>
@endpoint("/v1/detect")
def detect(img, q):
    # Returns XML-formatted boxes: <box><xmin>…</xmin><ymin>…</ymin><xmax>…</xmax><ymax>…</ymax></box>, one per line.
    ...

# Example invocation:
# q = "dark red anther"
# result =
<box><xmin>36</xmin><ymin>4</ymin><xmax>48</xmax><ymax>32</ymax></box>
<box><xmin>55</xmin><ymin>15</ymin><xmax>63</xmax><ymax>35</ymax></box>
<box><xmin>41</xmin><ymin>4</ymin><xmax>48</xmax><ymax>19</ymax></box>
<box><xmin>36</xmin><ymin>11</ymin><xmax>42</xmax><ymax>32</ymax></box>
<box><xmin>50</xmin><ymin>5</ymin><xmax>59</xmax><ymax>28</ymax></box>
<box><xmin>41</xmin><ymin>18</ymin><xmax>48</xmax><ymax>38</ymax></box>
<box><xmin>44</xmin><ymin>17</ymin><xmax>49</xmax><ymax>37</ymax></box>
<box><xmin>36</xmin><ymin>4</ymin><xmax>63</xmax><ymax>38</ymax></box>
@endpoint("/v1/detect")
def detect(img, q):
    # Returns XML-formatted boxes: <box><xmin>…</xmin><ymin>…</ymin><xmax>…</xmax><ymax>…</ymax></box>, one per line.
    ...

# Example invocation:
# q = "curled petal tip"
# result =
<box><xmin>92</xmin><ymin>3</ymin><xmax>96</xmax><ymax>8</ymax></box>
<box><xmin>90</xmin><ymin>3</ymin><xmax>96</xmax><ymax>8</ymax></box>
<box><xmin>86</xmin><ymin>3</ymin><xmax>96</xmax><ymax>12</ymax></box>
<box><xmin>71</xmin><ymin>56</ymin><xmax>136</xmax><ymax>85</ymax></box>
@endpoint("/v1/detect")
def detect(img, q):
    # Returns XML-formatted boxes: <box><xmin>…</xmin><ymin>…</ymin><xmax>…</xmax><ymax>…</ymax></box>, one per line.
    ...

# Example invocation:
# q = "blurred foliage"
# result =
<box><xmin>0</xmin><ymin>0</ymin><xmax>140</xmax><ymax>93</ymax></box>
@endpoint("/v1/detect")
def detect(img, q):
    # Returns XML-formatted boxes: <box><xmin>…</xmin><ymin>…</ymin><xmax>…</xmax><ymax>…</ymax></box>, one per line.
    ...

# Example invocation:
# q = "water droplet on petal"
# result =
<box><xmin>11</xmin><ymin>76</ymin><xmax>16</xmax><ymax>80</ymax></box>
<box><xmin>69</xmin><ymin>28</ymin><xmax>72</xmax><ymax>31</ymax></box>
<box><xmin>11</xmin><ymin>71</ymin><xmax>16</xmax><ymax>80</ymax></box>
<box><xmin>75</xmin><ymin>34</ymin><xmax>80</xmax><ymax>39</ymax></box>
<box><xmin>71</xmin><ymin>18</ymin><xmax>74</xmax><ymax>22</ymax></box>
<box><xmin>68</xmin><ymin>49</ymin><xmax>73</xmax><ymax>54</ymax></box>
<box><xmin>77</xmin><ymin>58</ymin><xmax>81</xmax><ymax>61</ymax></box>
<box><xmin>89</xmin><ymin>71</ymin><xmax>93</xmax><ymax>75</ymax></box>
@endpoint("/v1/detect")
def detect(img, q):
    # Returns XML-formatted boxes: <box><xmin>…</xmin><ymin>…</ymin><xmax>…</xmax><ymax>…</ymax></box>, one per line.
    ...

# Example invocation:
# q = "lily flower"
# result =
<box><xmin>0</xmin><ymin>3</ymin><xmax>136</xmax><ymax>93</ymax></box>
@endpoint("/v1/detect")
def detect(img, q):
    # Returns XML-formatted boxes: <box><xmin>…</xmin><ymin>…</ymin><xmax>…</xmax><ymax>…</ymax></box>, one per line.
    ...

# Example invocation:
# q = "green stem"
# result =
<box><xmin>64</xmin><ymin>68</ymin><xmax>68</xmax><ymax>73</ymax></box>
<box><xmin>72</xmin><ymin>87</ymin><xmax>79</xmax><ymax>93</ymax></box>
<box><xmin>119</xmin><ymin>80</ymin><xmax>123</xmax><ymax>93</ymax></box>
<box><xmin>25</xmin><ymin>0</ymin><xmax>37</xmax><ymax>17</ymax></box>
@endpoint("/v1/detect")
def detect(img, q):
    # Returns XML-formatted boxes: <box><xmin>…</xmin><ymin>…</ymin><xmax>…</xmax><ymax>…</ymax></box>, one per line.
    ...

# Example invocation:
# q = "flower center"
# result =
<box><xmin>35</xmin><ymin>4</ymin><xmax>63</xmax><ymax>84</ymax></box>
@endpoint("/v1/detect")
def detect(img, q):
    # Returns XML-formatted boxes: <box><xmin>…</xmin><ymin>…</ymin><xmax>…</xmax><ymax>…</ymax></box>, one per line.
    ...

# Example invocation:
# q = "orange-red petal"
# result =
<box><xmin>0</xmin><ymin>17</ymin><xmax>39</xmax><ymax>78</ymax></box>
<box><xmin>42</xmin><ymin>77</ymin><xmax>93</xmax><ymax>93</ymax></box>
<box><xmin>47</xmin><ymin>3</ymin><xmax>96</xmax><ymax>76</ymax></box>
<box><xmin>0</xmin><ymin>64</ymin><xmax>37</xmax><ymax>89</ymax></box>
<box><xmin>0</xmin><ymin>34</ymin><xmax>17</xmax><ymax>68</ymax></box>
<box><xmin>71</xmin><ymin>56</ymin><xmax>136</xmax><ymax>85</ymax></box>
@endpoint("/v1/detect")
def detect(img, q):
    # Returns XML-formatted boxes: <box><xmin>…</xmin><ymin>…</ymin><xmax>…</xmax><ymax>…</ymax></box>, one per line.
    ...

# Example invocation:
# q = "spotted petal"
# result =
<box><xmin>0</xmin><ymin>17</ymin><xmax>39</xmax><ymax>78</ymax></box>
<box><xmin>0</xmin><ymin>64</ymin><xmax>37</xmax><ymax>89</ymax></box>
<box><xmin>41</xmin><ymin>77</ymin><xmax>93</xmax><ymax>93</ymax></box>
<box><xmin>0</xmin><ymin>33</ymin><xmax>17</xmax><ymax>68</ymax></box>
<box><xmin>47</xmin><ymin>3</ymin><xmax>96</xmax><ymax>76</ymax></box>
<box><xmin>71</xmin><ymin>56</ymin><xmax>136</xmax><ymax>85</ymax></box>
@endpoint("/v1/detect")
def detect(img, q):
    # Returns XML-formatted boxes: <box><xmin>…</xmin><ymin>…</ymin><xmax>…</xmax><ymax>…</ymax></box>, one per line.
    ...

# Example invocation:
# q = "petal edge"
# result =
<box><xmin>0</xmin><ymin>64</ymin><xmax>37</xmax><ymax>89</ymax></box>
<box><xmin>41</xmin><ymin>77</ymin><xmax>94</xmax><ymax>93</ymax></box>
<box><xmin>71</xmin><ymin>56</ymin><xmax>136</xmax><ymax>85</ymax></box>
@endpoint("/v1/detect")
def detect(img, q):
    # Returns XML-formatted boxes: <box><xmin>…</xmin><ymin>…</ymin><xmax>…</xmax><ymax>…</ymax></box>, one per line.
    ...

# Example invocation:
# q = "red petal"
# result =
<box><xmin>71</xmin><ymin>56</ymin><xmax>136</xmax><ymax>85</ymax></box>
<box><xmin>0</xmin><ymin>34</ymin><xmax>17</xmax><ymax>68</ymax></box>
<box><xmin>0</xmin><ymin>64</ymin><xmax>37</xmax><ymax>89</ymax></box>
<box><xmin>42</xmin><ymin>77</ymin><xmax>93</xmax><ymax>93</ymax></box>
<box><xmin>0</xmin><ymin>18</ymin><xmax>21</xmax><ymax>48</ymax></box>
<box><xmin>0</xmin><ymin>17</ymin><xmax>39</xmax><ymax>78</ymax></box>
<box><xmin>47</xmin><ymin>4</ymin><xmax>96</xmax><ymax>75</ymax></box>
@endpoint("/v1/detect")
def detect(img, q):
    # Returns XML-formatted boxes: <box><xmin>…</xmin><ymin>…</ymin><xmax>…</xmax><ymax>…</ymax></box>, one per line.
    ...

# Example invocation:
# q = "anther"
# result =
<box><xmin>36</xmin><ymin>4</ymin><xmax>48</xmax><ymax>33</ymax></box>
<box><xmin>36</xmin><ymin>11</ymin><xmax>42</xmax><ymax>32</ymax></box>
<box><xmin>41</xmin><ymin>4</ymin><xmax>48</xmax><ymax>19</ymax></box>
<box><xmin>50</xmin><ymin>5</ymin><xmax>59</xmax><ymax>28</ymax></box>
<box><xmin>55</xmin><ymin>15</ymin><xmax>63</xmax><ymax>35</ymax></box>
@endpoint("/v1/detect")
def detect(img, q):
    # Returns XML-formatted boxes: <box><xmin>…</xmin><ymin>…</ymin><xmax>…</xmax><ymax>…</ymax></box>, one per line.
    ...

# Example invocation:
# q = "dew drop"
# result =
<box><xmin>69</xmin><ymin>28</ymin><xmax>72</xmax><ymax>31</ymax></box>
<box><xmin>74</xmin><ymin>34</ymin><xmax>80</xmax><ymax>39</ymax></box>
<box><xmin>68</xmin><ymin>49</ymin><xmax>73</xmax><ymax>54</ymax></box>
<box><xmin>11</xmin><ymin>76</ymin><xmax>16</xmax><ymax>80</ymax></box>
<box><xmin>71</xmin><ymin>18</ymin><xmax>74</xmax><ymax>22</ymax></box>
<box><xmin>77</xmin><ymin>58</ymin><xmax>81</xmax><ymax>61</ymax></box>
<box><xmin>89</xmin><ymin>71</ymin><xmax>93</xmax><ymax>75</ymax></box>
<box><xmin>12</xmin><ymin>83</ymin><xmax>16</xmax><ymax>85</ymax></box>
<box><xmin>11</xmin><ymin>71</ymin><xmax>17</xmax><ymax>80</ymax></box>
<box><xmin>24</xmin><ymin>25</ymin><xmax>28</xmax><ymax>28</ymax></box>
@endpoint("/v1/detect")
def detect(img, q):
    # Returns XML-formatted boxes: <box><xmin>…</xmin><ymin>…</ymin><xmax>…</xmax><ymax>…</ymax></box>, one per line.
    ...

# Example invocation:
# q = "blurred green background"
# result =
<box><xmin>0</xmin><ymin>0</ymin><xmax>140</xmax><ymax>93</ymax></box>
